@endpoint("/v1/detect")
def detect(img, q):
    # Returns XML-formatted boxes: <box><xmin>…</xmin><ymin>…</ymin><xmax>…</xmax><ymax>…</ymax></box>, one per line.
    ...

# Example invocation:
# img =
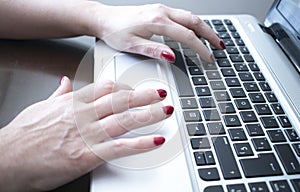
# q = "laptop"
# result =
<box><xmin>91</xmin><ymin>0</ymin><xmax>300</xmax><ymax>191</ymax></box>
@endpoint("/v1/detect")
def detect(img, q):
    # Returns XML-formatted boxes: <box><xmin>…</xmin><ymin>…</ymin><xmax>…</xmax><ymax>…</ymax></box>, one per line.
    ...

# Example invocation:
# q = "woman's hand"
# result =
<box><xmin>0</xmin><ymin>77</ymin><xmax>173</xmax><ymax>192</ymax></box>
<box><xmin>93</xmin><ymin>4</ymin><xmax>224</xmax><ymax>62</ymax></box>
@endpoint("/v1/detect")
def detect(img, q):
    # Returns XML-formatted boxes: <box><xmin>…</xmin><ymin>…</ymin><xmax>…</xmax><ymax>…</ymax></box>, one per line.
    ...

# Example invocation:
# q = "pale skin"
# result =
<box><xmin>0</xmin><ymin>0</ymin><xmax>224</xmax><ymax>191</ymax></box>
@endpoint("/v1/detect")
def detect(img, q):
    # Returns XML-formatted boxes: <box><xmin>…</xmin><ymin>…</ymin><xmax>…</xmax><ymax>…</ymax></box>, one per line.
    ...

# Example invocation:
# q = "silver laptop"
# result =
<box><xmin>91</xmin><ymin>0</ymin><xmax>300</xmax><ymax>191</ymax></box>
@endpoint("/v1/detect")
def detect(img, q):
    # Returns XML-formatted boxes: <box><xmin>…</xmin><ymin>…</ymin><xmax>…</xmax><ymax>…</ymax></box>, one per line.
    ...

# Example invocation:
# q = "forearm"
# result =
<box><xmin>0</xmin><ymin>0</ymin><xmax>105</xmax><ymax>39</ymax></box>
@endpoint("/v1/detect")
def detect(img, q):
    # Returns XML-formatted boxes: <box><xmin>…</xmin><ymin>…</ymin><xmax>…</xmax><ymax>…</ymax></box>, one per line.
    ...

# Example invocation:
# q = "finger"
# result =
<box><xmin>165</xmin><ymin>8</ymin><xmax>224</xmax><ymax>50</ymax></box>
<box><xmin>148</xmin><ymin>21</ymin><xmax>214</xmax><ymax>62</ymax></box>
<box><xmin>91</xmin><ymin>135</ymin><xmax>165</xmax><ymax>161</ymax></box>
<box><xmin>93</xmin><ymin>105</ymin><xmax>173</xmax><ymax>142</ymax></box>
<box><xmin>48</xmin><ymin>76</ymin><xmax>72</xmax><ymax>99</ymax></box>
<box><xmin>94</xmin><ymin>88</ymin><xmax>167</xmax><ymax>119</ymax></box>
<box><xmin>74</xmin><ymin>80</ymin><xmax>133</xmax><ymax>103</ymax></box>
<box><xmin>124</xmin><ymin>36</ymin><xmax>175</xmax><ymax>62</ymax></box>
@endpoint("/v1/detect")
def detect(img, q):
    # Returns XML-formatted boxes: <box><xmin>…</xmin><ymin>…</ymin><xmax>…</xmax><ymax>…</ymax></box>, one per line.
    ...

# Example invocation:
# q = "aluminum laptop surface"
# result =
<box><xmin>91</xmin><ymin>1</ymin><xmax>300</xmax><ymax>191</ymax></box>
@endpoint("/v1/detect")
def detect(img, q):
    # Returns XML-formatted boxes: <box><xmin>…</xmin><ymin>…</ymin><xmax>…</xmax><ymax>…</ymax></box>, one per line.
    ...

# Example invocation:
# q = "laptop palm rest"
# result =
<box><xmin>91</xmin><ymin>54</ymin><xmax>193</xmax><ymax>192</ymax></box>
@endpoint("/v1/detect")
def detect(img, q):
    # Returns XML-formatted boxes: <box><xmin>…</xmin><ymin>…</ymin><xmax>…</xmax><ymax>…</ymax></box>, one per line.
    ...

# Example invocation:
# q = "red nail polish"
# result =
<box><xmin>220</xmin><ymin>40</ymin><xmax>226</xmax><ymax>49</ymax></box>
<box><xmin>60</xmin><ymin>76</ymin><xmax>65</xmax><ymax>85</ymax></box>
<box><xmin>163</xmin><ymin>106</ymin><xmax>174</xmax><ymax>115</ymax></box>
<box><xmin>157</xmin><ymin>89</ymin><xmax>167</xmax><ymax>98</ymax></box>
<box><xmin>153</xmin><ymin>137</ymin><xmax>165</xmax><ymax>146</ymax></box>
<box><xmin>161</xmin><ymin>51</ymin><xmax>175</xmax><ymax>62</ymax></box>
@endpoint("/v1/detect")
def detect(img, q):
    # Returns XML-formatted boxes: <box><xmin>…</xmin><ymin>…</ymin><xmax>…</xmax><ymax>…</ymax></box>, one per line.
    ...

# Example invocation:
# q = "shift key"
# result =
<box><xmin>213</xmin><ymin>136</ymin><xmax>241</xmax><ymax>179</ymax></box>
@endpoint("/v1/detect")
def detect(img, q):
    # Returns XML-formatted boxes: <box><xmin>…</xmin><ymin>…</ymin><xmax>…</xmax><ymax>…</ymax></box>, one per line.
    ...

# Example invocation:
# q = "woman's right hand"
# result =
<box><xmin>0</xmin><ymin>77</ymin><xmax>173</xmax><ymax>192</ymax></box>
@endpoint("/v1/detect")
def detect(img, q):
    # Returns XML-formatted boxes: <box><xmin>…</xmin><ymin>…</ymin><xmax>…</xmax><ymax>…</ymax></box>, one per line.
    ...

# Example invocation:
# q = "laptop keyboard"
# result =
<box><xmin>163</xmin><ymin>19</ymin><xmax>300</xmax><ymax>192</ymax></box>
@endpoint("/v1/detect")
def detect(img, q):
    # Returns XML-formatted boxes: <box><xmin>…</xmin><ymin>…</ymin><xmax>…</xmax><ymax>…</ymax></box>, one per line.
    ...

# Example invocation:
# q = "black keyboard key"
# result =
<box><xmin>204</xmin><ymin>186</ymin><xmax>224</xmax><ymax>192</ymax></box>
<box><xmin>249</xmin><ymin>93</ymin><xmax>266</xmax><ymax>103</ymax></box>
<box><xmin>274</xmin><ymin>144</ymin><xmax>300</xmax><ymax>174</ymax></box>
<box><xmin>171</xmin><ymin>50</ymin><xmax>194</xmax><ymax>97</ymax></box>
<box><xmin>187</xmin><ymin>123</ymin><xmax>206</xmax><ymax>136</ymax></box>
<box><xmin>224</xmin><ymin>39</ymin><xmax>235</xmax><ymax>46</ymax></box>
<box><xmin>189</xmin><ymin>66</ymin><xmax>203</xmax><ymax>75</ymax></box>
<box><xmin>218</xmin><ymin>103</ymin><xmax>235</xmax><ymax>114</ymax></box>
<box><xmin>230</xmin><ymin>54</ymin><xmax>244</xmax><ymax>62</ymax></box>
<box><xmin>244</xmin><ymin>54</ymin><xmax>254</xmax><ymax>62</ymax></box>
<box><xmin>291</xmin><ymin>179</ymin><xmax>300</xmax><ymax>192</ymax></box>
<box><xmin>226</xmin><ymin>47</ymin><xmax>239</xmax><ymax>54</ymax></box>
<box><xmin>249</xmin><ymin>182</ymin><xmax>269</xmax><ymax>192</ymax></box>
<box><xmin>221</xmin><ymin>68</ymin><xmax>236</xmax><ymax>77</ymax></box>
<box><xmin>214</xmin><ymin>91</ymin><xmax>231</xmax><ymax>101</ymax></box>
<box><xmin>271</xmin><ymin>103</ymin><xmax>284</xmax><ymax>114</ymax></box>
<box><xmin>224</xmin><ymin>19</ymin><xmax>233</xmax><ymax>25</ymax></box>
<box><xmin>246</xmin><ymin>124</ymin><xmax>264</xmax><ymax>136</ymax></box>
<box><xmin>198</xmin><ymin>168</ymin><xmax>220</xmax><ymax>181</ymax></box>
<box><xmin>210</xmin><ymin>81</ymin><xmax>226</xmax><ymax>90</ymax></box>
<box><xmin>244</xmin><ymin>82</ymin><xmax>260</xmax><ymax>92</ymax></box>
<box><xmin>254</xmin><ymin>104</ymin><xmax>272</xmax><ymax>115</ymax></box>
<box><xmin>240</xmin><ymin>46</ymin><xmax>249</xmax><ymax>54</ymax></box>
<box><xmin>194</xmin><ymin>152</ymin><xmax>206</xmax><ymax>165</ymax></box>
<box><xmin>239</xmin><ymin>72</ymin><xmax>254</xmax><ymax>81</ymax></box>
<box><xmin>212</xmin><ymin>19</ymin><xmax>223</xmax><ymax>25</ymax></box>
<box><xmin>227</xmin><ymin>184</ymin><xmax>247</xmax><ymax>192</ymax></box>
<box><xmin>260</xmin><ymin>82</ymin><xmax>271</xmax><ymax>91</ymax></box>
<box><xmin>230</xmin><ymin>88</ymin><xmax>246</xmax><ymax>98</ymax></box>
<box><xmin>183</xmin><ymin>110</ymin><xmax>202</xmax><ymax>122</ymax></box>
<box><xmin>261</xmin><ymin>116</ymin><xmax>279</xmax><ymax>128</ymax></box>
<box><xmin>180</xmin><ymin>98</ymin><xmax>198</xmax><ymax>109</ymax></box>
<box><xmin>185</xmin><ymin>56</ymin><xmax>200</xmax><ymax>66</ymax></box>
<box><xmin>293</xmin><ymin>143</ymin><xmax>300</xmax><ymax>156</ymax></box>
<box><xmin>203</xmin><ymin>109</ymin><xmax>221</xmax><ymax>121</ymax></box>
<box><xmin>199</xmin><ymin>97</ymin><xmax>216</xmax><ymax>108</ymax></box>
<box><xmin>277</xmin><ymin>116</ymin><xmax>292</xmax><ymax>128</ymax></box>
<box><xmin>196</xmin><ymin>86</ymin><xmax>211</xmax><ymax>96</ymax></box>
<box><xmin>235</xmin><ymin>99</ymin><xmax>252</xmax><ymax>110</ymax></box>
<box><xmin>252</xmin><ymin>138</ymin><xmax>271</xmax><ymax>151</ymax></box>
<box><xmin>215</xmin><ymin>25</ymin><xmax>227</xmax><ymax>32</ymax></box>
<box><xmin>213</xmin><ymin>50</ymin><xmax>227</xmax><ymax>58</ymax></box>
<box><xmin>217</xmin><ymin>59</ymin><xmax>231</xmax><ymax>67</ymax></box>
<box><xmin>228</xmin><ymin>128</ymin><xmax>247</xmax><ymax>141</ymax></box>
<box><xmin>234</xmin><ymin>143</ymin><xmax>254</xmax><ymax>156</ymax></box>
<box><xmin>240</xmin><ymin>111</ymin><xmax>258</xmax><ymax>122</ymax></box>
<box><xmin>206</xmin><ymin>71</ymin><xmax>221</xmax><ymax>80</ymax></box>
<box><xmin>224</xmin><ymin>115</ymin><xmax>241</xmax><ymax>127</ymax></box>
<box><xmin>204</xmin><ymin>151</ymin><xmax>216</xmax><ymax>165</ymax></box>
<box><xmin>249</xmin><ymin>63</ymin><xmax>260</xmax><ymax>71</ymax></box>
<box><xmin>213</xmin><ymin>136</ymin><xmax>242</xmax><ymax>179</ymax></box>
<box><xmin>270</xmin><ymin>180</ymin><xmax>292</xmax><ymax>192</ymax></box>
<box><xmin>219</xmin><ymin>32</ymin><xmax>231</xmax><ymax>39</ymax></box>
<box><xmin>192</xmin><ymin>76</ymin><xmax>207</xmax><ymax>85</ymax></box>
<box><xmin>202</xmin><ymin>61</ymin><xmax>218</xmax><ymax>70</ymax></box>
<box><xmin>265</xmin><ymin>93</ymin><xmax>278</xmax><ymax>102</ymax></box>
<box><xmin>240</xmin><ymin>153</ymin><xmax>283</xmax><ymax>178</ymax></box>
<box><xmin>191</xmin><ymin>138</ymin><xmax>210</xmax><ymax>149</ymax></box>
<box><xmin>285</xmin><ymin>129</ymin><xmax>300</xmax><ymax>141</ymax></box>
<box><xmin>236</xmin><ymin>39</ymin><xmax>245</xmax><ymax>46</ymax></box>
<box><xmin>253</xmin><ymin>72</ymin><xmax>265</xmax><ymax>81</ymax></box>
<box><xmin>231</xmin><ymin>32</ymin><xmax>241</xmax><ymax>39</ymax></box>
<box><xmin>207</xmin><ymin>122</ymin><xmax>225</xmax><ymax>135</ymax></box>
<box><xmin>225</xmin><ymin>78</ymin><xmax>241</xmax><ymax>87</ymax></box>
<box><xmin>234</xmin><ymin>63</ymin><xmax>249</xmax><ymax>72</ymax></box>
<box><xmin>267</xmin><ymin>130</ymin><xmax>287</xmax><ymax>142</ymax></box>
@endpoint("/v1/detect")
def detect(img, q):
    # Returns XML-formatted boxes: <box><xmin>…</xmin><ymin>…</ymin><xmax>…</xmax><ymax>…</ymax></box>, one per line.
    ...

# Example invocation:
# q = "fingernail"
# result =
<box><xmin>60</xmin><ymin>76</ymin><xmax>65</xmax><ymax>85</ymax></box>
<box><xmin>161</xmin><ymin>51</ymin><xmax>175</xmax><ymax>62</ymax></box>
<box><xmin>220</xmin><ymin>40</ymin><xmax>226</xmax><ymax>49</ymax></box>
<box><xmin>153</xmin><ymin>136</ymin><xmax>165</xmax><ymax>146</ymax></box>
<box><xmin>157</xmin><ymin>89</ymin><xmax>167</xmax><ymax>98</ymax></box>
<box><xmin>210</xmin><ymin>54</ymin><xmax>216</xmax><ymax>63</ymax></box>
<box><xmin>163</xmin><ymin>106</ymin><xmax>174</xmax><ymax>115</ymax></box>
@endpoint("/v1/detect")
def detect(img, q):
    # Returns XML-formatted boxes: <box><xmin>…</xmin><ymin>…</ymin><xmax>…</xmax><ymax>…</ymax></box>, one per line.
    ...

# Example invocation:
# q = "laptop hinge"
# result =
<box><xmin>260</xmin><ymin>23</ymin><xmax>300</xmax><ymax>74</ymax></box>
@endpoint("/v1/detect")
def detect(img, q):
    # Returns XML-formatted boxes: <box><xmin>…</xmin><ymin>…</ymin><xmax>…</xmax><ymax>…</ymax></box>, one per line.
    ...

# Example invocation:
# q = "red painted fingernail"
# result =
<box><xmin>163</xmin><ymin>106</ymin><xmax>174</xmax><ymax>115</ymax></box>
<box><xmin>60</xmin><ymin>76</ymin><xmax>65</xmax><ymax>85</ymax></box>
<box><xmin>220</xmin><ymin>40</ymin><xmax>226</xmax><ymax>49</ymax></box>
<box><xmin>161</xmin><ymin>51</ymin><xmax>175</xmax><ymax>62</ymax></box>
<box><xmin>157</xmin><ymin>89</ymin><xmax>167</xmax><ymax>98</ymax></box>
<box><xmin>153</xmin><ymin>136</ymin><xmax>165</xmax><ymax>146</ymax></box>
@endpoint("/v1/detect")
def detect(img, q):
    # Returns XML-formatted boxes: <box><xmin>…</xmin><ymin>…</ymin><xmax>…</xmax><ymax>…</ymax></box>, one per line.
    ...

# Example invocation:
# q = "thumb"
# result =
<box><xmin>48</xmin><ymin>76</ymin><xmax>72</xmax><ymax>99</ymax></box>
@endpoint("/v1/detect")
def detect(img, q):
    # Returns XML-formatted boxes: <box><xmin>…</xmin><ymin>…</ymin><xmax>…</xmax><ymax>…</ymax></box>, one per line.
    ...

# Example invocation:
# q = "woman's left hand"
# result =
<box><xmin>92</xmin><ymin>3</ymin><xmax>224</xmax><ymax>63</ymax></box>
